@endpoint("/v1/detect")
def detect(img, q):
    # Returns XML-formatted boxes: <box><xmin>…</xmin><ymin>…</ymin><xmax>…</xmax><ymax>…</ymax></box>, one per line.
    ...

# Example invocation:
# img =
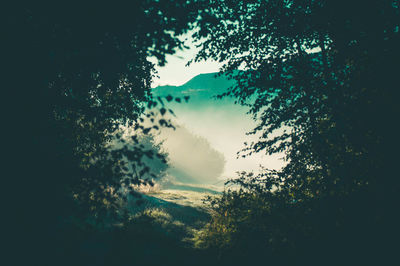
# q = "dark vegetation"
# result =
<box><xmin>4</xmin><ymin>1</ymin><xmax>399</xmax><ymax>265</ymax></box>
<box><xmin>4</xmin><ymin>1</ymin><xmax>198</xmax><ymax>265</ymax></box>
<box><xmin>192</xmin><ymin>1</ymin><xmax>400</xmax><ymax>265</ymax></box>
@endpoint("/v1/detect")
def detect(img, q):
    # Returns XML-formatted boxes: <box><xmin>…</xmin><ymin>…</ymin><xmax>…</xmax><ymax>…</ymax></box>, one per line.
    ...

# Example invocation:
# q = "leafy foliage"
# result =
<box><xmin>194</xmin><ymin>0</ymin><xmax>399</xmax><ymax>196</ymax></box>
<box><xmin>192</xmin><ymin>0</ymin><xmax>400</xmax><ymax>264</ymax></box>
<box><xmin>7</xmin><ymin>0</ymin><xmax>200</xmax><ymax>210</ymax></box>
<box><xmin>4</xmin><ymin>1</ymin><xmax>400</xmax><ymax>265</ymax></box>
<box><xmin>4</xmin><ymin>1</ymin><xmax>199</xmax><ymax>264</ymax></box>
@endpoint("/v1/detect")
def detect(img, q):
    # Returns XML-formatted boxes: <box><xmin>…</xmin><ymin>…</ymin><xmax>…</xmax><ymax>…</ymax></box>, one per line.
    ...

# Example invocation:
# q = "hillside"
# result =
<box><xmin>152</xmin><ymin>72</ymin><xmax>236</xmax><ymax>102</ymax></box>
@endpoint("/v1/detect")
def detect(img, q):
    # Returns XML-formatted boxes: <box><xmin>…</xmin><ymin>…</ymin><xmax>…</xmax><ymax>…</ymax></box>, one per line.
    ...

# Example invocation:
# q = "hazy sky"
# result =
<box><xmin>150</xmin><ymin>35</ymin><xmax>222</xmax><ymax>87</ymax></box>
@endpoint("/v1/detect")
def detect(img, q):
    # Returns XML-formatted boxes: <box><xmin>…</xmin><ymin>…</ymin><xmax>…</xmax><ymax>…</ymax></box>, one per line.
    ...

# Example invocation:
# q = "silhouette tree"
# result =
<box><xmin>4</xmin><ymin>2</ymin><xmax>198</xmax><ymax>265</ymax></box>
<box><xmin>192</xmin><ymin>0</ymin><xmax>399</xmax><ymax>264</ymax></box>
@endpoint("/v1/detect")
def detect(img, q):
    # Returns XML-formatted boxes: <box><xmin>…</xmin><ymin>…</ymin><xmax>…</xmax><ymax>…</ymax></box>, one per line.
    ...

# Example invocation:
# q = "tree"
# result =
<box><xmin>192</xmin><ymin>0</ymin><xmax>399</xmax><ymax>264</ymax></box>
<box><xmin>4</xmin><ymin>1</ymin><xmax>198</xmax><ymax>265</ymax></box>
<box><xmin>193</xmin><ymin>0</ymin><xmax>399</xmax><ymax>198</ymax></box>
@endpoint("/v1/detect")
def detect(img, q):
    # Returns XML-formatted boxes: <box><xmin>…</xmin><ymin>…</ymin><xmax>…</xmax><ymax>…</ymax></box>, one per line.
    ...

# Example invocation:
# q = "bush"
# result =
<box><xmin>195</xmin><ymin>173</ymin><xmax>397</xmax><ymax>266</ymax></box>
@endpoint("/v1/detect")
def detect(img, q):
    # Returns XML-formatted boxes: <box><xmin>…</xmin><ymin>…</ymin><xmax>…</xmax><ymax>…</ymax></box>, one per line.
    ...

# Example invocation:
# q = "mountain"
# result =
<box><xmin>152</xmin><ymin>72</ymin><xmax>236</xmax><ymax>102</ymax></box>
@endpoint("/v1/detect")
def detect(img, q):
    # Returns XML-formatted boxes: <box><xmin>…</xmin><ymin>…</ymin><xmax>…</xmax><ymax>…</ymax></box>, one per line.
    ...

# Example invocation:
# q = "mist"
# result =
<box><xmin>152</xmin><ymin>73</ymin><xmax>286</xmax><ymax>183</ymax></box>
<box><xmin>155</xmin><ymin>124</ymin><xmax>225</xmax><ymax>184</ymax></box>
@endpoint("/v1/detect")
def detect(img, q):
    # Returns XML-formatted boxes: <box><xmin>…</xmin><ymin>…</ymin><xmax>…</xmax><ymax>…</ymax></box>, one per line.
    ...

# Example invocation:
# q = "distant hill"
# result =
<box><xmin>152</xmin><ymin>72</ymin><xmax>236</xmax><ymax>102</ymax></box>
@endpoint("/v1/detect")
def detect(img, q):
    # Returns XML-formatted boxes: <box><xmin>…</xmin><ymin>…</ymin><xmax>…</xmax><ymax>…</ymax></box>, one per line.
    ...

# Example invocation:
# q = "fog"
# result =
<box><xmin>156</xmin><ymin>124</ymin><xmax>225</xmax><ymax>184</ymax></box>
<box><xmin>151</xmin><ymin>95</ymin><xmax>285</xmax><ymax>185</ymax></box>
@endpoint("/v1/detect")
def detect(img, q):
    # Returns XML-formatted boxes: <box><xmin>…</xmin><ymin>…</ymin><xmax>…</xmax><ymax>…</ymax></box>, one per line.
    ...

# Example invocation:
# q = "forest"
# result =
<box><xmin>4</xmin><ymin>1</ymin><xmax>399</xmax><ymax>265</ymax></box>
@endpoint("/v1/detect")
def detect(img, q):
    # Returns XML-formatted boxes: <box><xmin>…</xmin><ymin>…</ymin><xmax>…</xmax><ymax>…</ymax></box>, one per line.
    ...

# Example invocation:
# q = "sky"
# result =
<box><xmin>150</xmin><ymin>35</ymin><xmax>222</xmax><ymax>87</ymax></box>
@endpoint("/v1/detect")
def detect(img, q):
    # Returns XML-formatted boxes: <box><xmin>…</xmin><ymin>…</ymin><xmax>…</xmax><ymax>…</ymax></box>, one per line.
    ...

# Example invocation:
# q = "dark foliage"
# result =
<box><xmin>193</xmin><ymin>0</ymin><xmax>400</xmax><ymax>265</ymax></box>
<box><xmin>3</xmin><ymin>1</ymin><xmax>199</xmax><ymax>265</ymax></box>
<box><xmin>4</xmin><ymin>1</ymin><xmax>400</xmax><ymax>265</ymax></box>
